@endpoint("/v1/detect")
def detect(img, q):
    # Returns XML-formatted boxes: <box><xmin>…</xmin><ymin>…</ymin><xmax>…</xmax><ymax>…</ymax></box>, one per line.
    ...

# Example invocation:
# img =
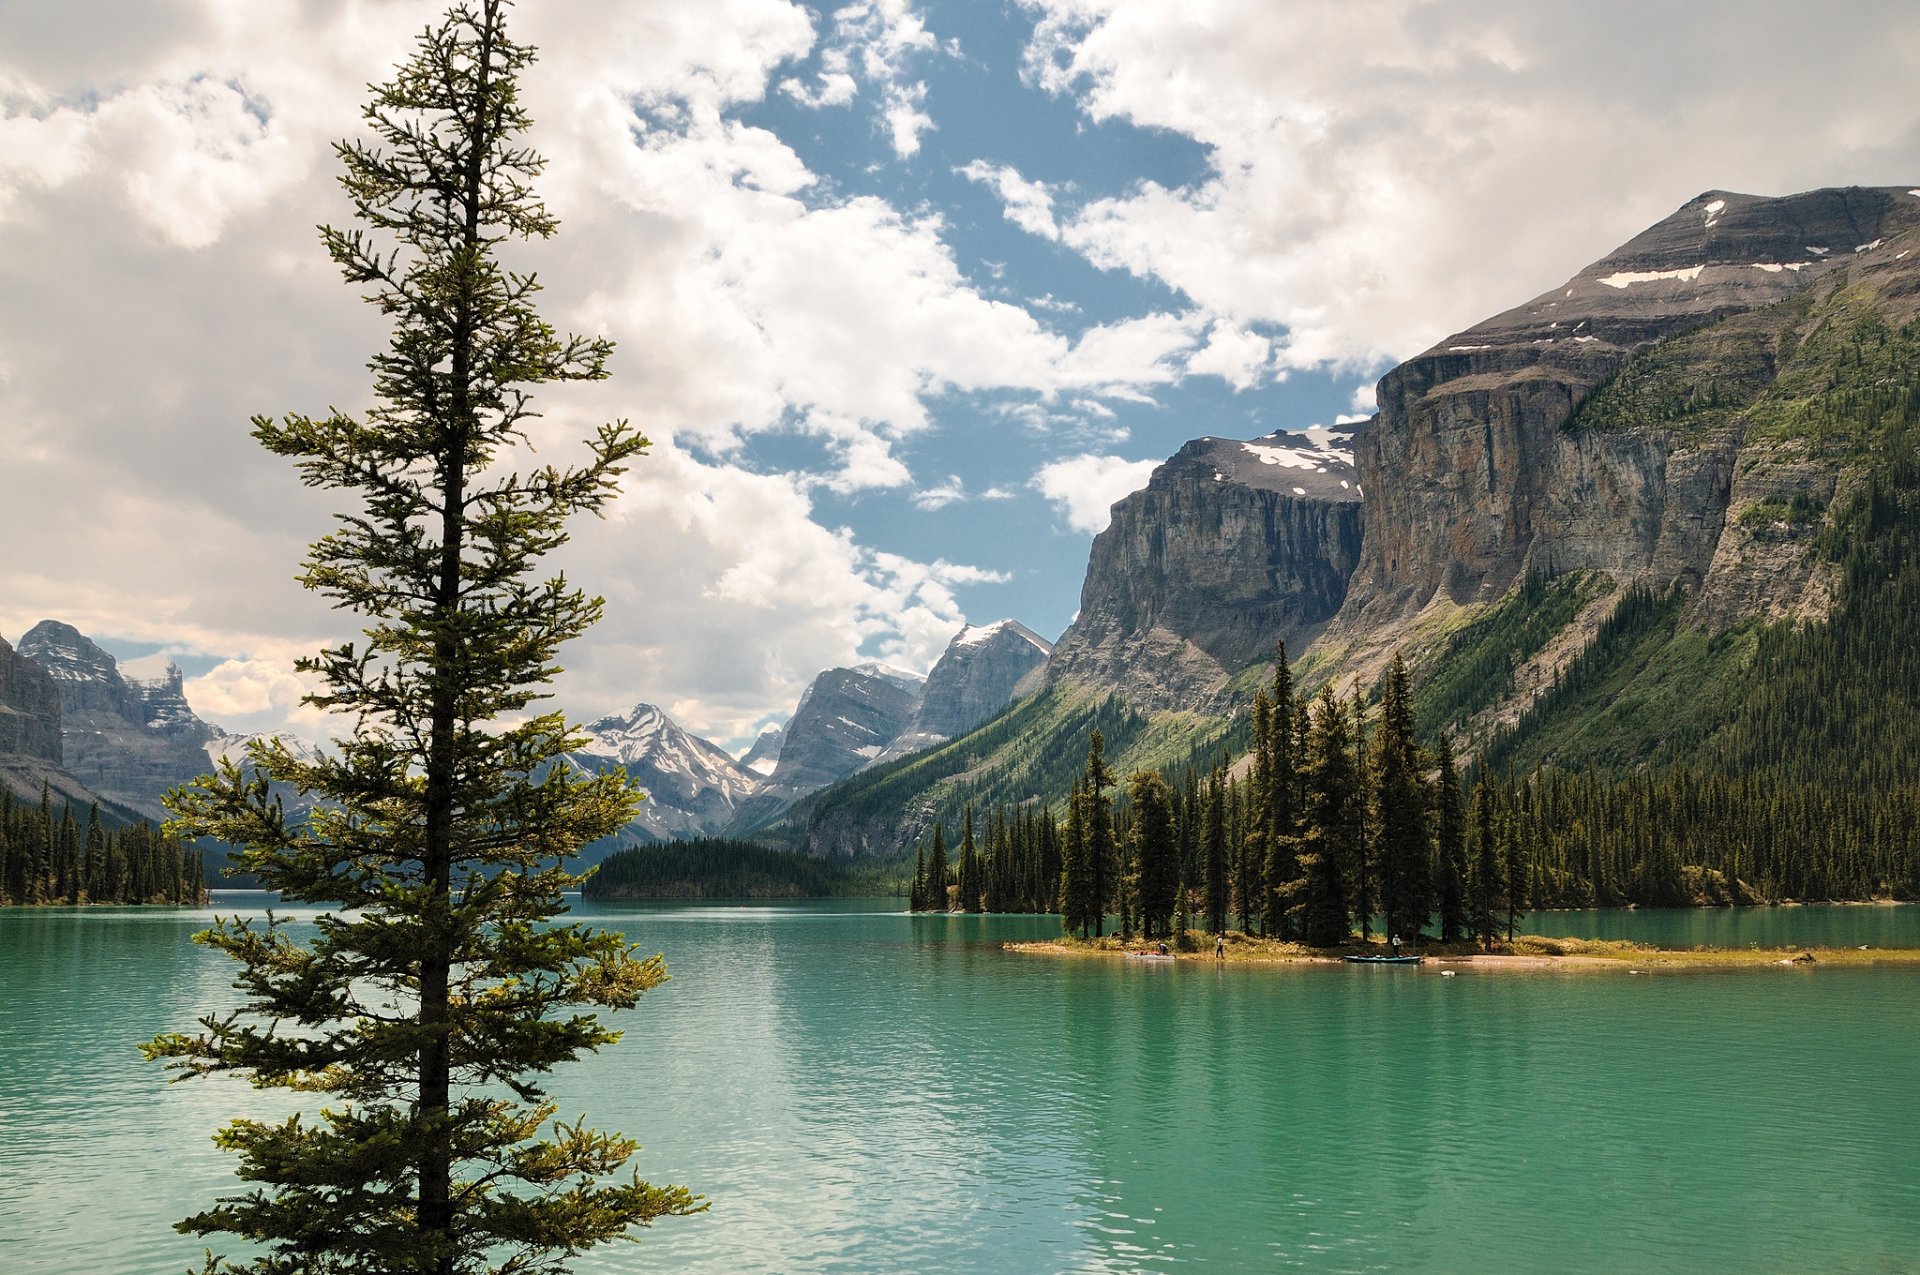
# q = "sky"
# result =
<box><xmin>3</xmin><ymin>0</ymin><xmax>1919</xmax><ymax>753</ymax></box>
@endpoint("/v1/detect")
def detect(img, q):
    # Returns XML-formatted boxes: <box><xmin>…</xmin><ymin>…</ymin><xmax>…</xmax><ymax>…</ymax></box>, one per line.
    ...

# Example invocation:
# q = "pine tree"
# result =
<box><xmin>141</xmin><ymin>6</ymin><xmax>700</xmax><ymax>1270</ymax></box>
<box><xmin>926</xmin><ymin>822</ymin><xmax>949</xmax><ymax>912</ymax></box>
<box><xmin>1083</xmin><ymin>731</ymin><xmax>1117</xmax><ymax>938</ymax></box>
<box><xmin>1059</xmin><ymin>779</ymin><xmax>1095</xmax><ymax>936</ymax></box>
<box><xmin>1433</xmin><ymin>735</ymin><xmax>1469</xmax><ymax>944</ymax></box>
<box><xmin>956</xmin><ymin>804</ymin><xmax>982</xmax><ymax>913</ymax></box>
<box><xmin>1372</xmin><ymin>653</ymin><xmax>1432</xmax><ymax>944</ymax></box>
<box><xmin>1129</xmin><ymin>771</ymin><xmax>1178</xmax><ymax>939</ymax></box>
<box><xmin>1202</xmin><ymin>767</ymin><xmax>1230</xmax><ymax>934</ymax></box>
<box><xmin>1469</xmin><ymin>768</ymin><xmax>1503</xmax><ymax>951</ymax></box>
<box><xmin>1301</xmin><ymin>687</ymin><xmax>1359</xmax><ymax>947</ymax></box>
<box><xmin>1261</xmin><ymin>643</ymin><xmax>1299</xmax><ymax>939</ymax></box>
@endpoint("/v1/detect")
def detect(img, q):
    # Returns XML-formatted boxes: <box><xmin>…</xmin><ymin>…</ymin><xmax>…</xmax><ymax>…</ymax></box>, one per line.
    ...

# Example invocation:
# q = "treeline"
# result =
<box><xmin>909</xmin><ymin>639</ymin><xmax>1920</xmax><ymax>942</ymax></box>
<box><xmin>913</xmin><ymin>650</ymin><xmax>1522</xmax><ymax>949</ymax></box>
<box><xmin>585</xmin><ymin>837</ymin><xmax>888</xmax><ymax>899</ymax></box>
<box><xmin>907</xmin><ymin>804</ymin><xmax>1063</xmax><ymax>914</ymax></box>
<box><xmin>0</xmin><ymin>785</ymin><xmax>207</xmax><ymax>906</ymax></box>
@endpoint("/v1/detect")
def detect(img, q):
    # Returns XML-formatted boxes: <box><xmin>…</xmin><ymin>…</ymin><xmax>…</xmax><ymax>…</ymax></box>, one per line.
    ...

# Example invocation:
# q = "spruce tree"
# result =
<box><xmin>1433</xmin><ymin>735</ymin><xmax>1469</xmax><ymax>944</ymax></box>
<box><xmin>1261</xmin><ymin>643</ymin><xmax>1299</xmax><ymax>939</ymax></box>
<box><xmin>926</xmin><ymin>822</ymin><xmax>949</xmax><ymax>912</ymax></box>
<box><xmin>1202</xmin><ymin>767</ymin><xmax>1230</xmax><ymax>934</ymax></box>
<box><xmin>1083</xmin><ymin>730</ymin><xmax>1117</xmax><ymax>938</ymax></box>
<box><xmin>1469</xmin><ymin>768</ymin><xmax>1502</xmax><ymax>951</ymax></box>
<box><xmin>1301</xmin><ymin>687</ymin><xmax>1359</xmax><ymax>947</ymax></box>
<box><xmin>1059</xmin><ymin>779</ymin><xmax>1094</xmax><ymax>936</ymax></box>
<box><xmin>957</xmin><ymin>804</ymin><xmax>982</xmax><ymax>913</ymax></box>
<box><xmin>1371</xmin><ymin>653</ymin><xmax>1432</xmax><ymax>943</ymax></box>
<box><xmin>1129</xmin><ymin>771</ymin><xmax>1178</xmax><ymax>939</ymax></box>
<box><xmin>140</xmin><ymin>6</ymin><xmax>700</xmax><ymax>1270</ymax></box>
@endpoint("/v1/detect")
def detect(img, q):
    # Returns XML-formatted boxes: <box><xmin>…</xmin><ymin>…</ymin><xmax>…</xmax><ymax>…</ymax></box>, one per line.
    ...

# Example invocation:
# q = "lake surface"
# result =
<box><xmin>2</xmin><ymin>896</ymin><xmax>1918</xmax><ymax>1274</ymax></box>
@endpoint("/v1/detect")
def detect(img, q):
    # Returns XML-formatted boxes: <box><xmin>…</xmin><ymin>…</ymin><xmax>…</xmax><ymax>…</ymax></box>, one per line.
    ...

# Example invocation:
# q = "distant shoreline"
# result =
<box><xmin>1005</xmin><ymin>934</ymin><xmax>1920</xmax><ymax>972</ymax></box>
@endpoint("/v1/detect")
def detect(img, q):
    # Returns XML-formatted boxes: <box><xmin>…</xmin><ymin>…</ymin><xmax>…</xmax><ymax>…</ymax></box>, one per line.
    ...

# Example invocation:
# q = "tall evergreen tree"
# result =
<box><xmin>1129</xmin><ymin>771</ymin><xmax>1178</xmax><ymax>939</ymax></box>
<box><xmin>141</xmin><ymin>7</ymin><xmax>700</xmax><ymax>1270</ymax></box>
<box><xmin>1083</xmin><ymin>730</ymin><xmax>1117</xmax><ymax>938</ymax></box>
<box><xmin>1059</xmin><ymin>779</ymin><xmax>1095</xmax><ymax>936</ymax></box>
<box><xmin>1301</xmin><ymin>687</ymin><xmax>1359</xmax><ymax>947</ymax></box>
<box><xmin>1261</xmin><ymin>643</ymin><xmax>1300</xmax><ymax>939</ymax></box>
<box><xmin>956</xmin><ymin>804</ymin><xmax>983</xmax><ymax>913</ymax></box>
<box><xmin>1202</xmin><ymin>767</ymin><xmax>1230</xmax><ymax>934</ymax></box>
<box><xmin>926</xmin><ymin>822</ymin><xmax>949</xmax><ymax>912</ymax></box>
<box><xmin>1372</xmin><ymin>653</ymin><xmax>1432</xmax><ymax>943</ymax></box>
<box><xmin>1469</xmin><ymin>767</ymin><xmax>1503</xmax><ymax>951</ymax></box>
<box><xmin>1433</xmin><ymin>735</ymin><xmax>1469</xmax><ymax>944</ymax></box>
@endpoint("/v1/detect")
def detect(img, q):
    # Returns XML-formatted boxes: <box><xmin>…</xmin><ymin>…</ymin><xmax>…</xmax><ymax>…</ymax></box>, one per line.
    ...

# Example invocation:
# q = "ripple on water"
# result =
<box><xmin>2</xmin><ymin>902</ymin><xmax>1917</xmax><ymax>1275</ymax></box>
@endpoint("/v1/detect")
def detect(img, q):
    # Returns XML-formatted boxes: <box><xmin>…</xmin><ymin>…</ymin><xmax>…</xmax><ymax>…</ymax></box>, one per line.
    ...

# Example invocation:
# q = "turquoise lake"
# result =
<box><xmin>3</xmin><ymin>895</ymin><xmax>1918</xmax><ymax>1274</ymax></box>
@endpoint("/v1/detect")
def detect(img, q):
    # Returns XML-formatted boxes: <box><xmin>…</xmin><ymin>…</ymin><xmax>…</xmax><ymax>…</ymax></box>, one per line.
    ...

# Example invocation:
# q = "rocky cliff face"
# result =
<box><xmin>568</xmin><ymin>703</ymin><xmax>760</xmax><ymax>841</ymax></box>
<box><xmin>1047</xmin><ymin>429</ymin><xmax>1365</xmax><ymax>710</ymax></box>
<box><xmin>739</xmin><ymin>723</ymin><xmax>787</xmax><ymax>778</ymax></box>
<box><xmin>727</xmin><ymin>663</ymin><xmax>924</xmax><ymax>833</ymax></box>
<box><xmin>868</xmin><ymin>620</ymin><xmax>1052</xmax><ymax>766</ymax></box>
<box><xmin>17</xmin><ymin>620</ymin><xmax>220</xmax><ymax>821</ymax></box>
<box><xmin>0</xmin><ymin>635</ymin><xmax>63</xmax><ymax>764</ymax></box>
<box><xmin>1329</xmin><ymin>186</ymin><xmax>1920</xmax><ymax>673</ymax></box>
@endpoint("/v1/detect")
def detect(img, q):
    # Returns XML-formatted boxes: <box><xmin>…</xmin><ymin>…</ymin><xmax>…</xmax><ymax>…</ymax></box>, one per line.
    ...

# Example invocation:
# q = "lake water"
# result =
<box><xmin>3</xmin><ymin>895</ymin><xmax>1918</xmax><ymax>1274</ymax></box>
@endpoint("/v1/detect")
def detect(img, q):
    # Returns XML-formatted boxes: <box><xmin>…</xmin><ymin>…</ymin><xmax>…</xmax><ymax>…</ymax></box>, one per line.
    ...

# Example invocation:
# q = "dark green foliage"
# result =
<box><xmin>1370</xmin><ymin>654</ymin><xmax>1431</xmax><ymax>943</ymax></box>
<box><xmin>139</xmin><ymin>7</ymin><xmax>699</xmax><ymax>1271</ymax></box>
<box><xmin>955</xmin><ymin>806</ymin><xmax>984</xmax><ymax>913</ymax></box>
<box><xmin>1466</xmin><ymin>772</ymin><xmax>1504</xmax><ymax>950</ymax></box>
<box><xmin>584</xmin><ymin>839</ymin><xmax>854</xmax><ymax>900</ymax></box>
<box><xmin>1200</xmin><ymin>768</ymin><xmax>1229</xmax><ymax>935</ymax></box>
<box><xmin>1082</xmin><ymin>732</ymin><xmax>1117</xmax><ymax>938</ymax></box>
<box><xmin>0</xmin><ymin>788</ymin><xmax>205</xmax><ymax>907</ymax></box>
<box><xmin>1299</xmin><ymin>687</ymin><xmax>1358</xmax><ymax>947</ymax></box>
<box><xmin>1432</xmin><ymin>738</ymin><xmax>1468</xmax><ymax>944</ymax></box>
<box><xmin>1129</xmin><ymin>772</ymin><xmax>1177</xmax><ymax>939</ymax></box>
<box><xmin>1411</xmin><ymin>572</ymin><xmax>1610</xmax><ymax>738</ymax></box>
<box><xmin>917</xmin><ymin>822</ymin><xmax>950</xmax><ymax>912</ymax></box>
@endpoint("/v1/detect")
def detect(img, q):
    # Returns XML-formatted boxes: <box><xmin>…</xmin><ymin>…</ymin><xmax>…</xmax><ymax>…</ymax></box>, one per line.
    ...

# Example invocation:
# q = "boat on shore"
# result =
<box><xmin>1342</xmin><ymin>954</ymin><xmax>1423</xmax><ymax>965</ymax></box>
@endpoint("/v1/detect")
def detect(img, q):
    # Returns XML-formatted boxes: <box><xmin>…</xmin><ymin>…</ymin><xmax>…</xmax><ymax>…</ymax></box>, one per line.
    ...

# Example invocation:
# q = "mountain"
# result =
<box><xmin>567</xmin><ymin>703</ymin><xmax>760</xmax><ymax>842</ymax></box>
<box><xmin>739</xmin><ymin>723</ymin><xmax>787</xmax><ymax>778</ymax></box>
<box><xmin>0</xmin><ymin>633</ymin><xmax>126</xmax><ymax>816</ymax></box>
<box><xmin>1046</xmin><ymin>429</ymin><xmax>1364</xmax><ymax>710</ymax></box>
<box><xmin>1330</xmin><ymin>185</ymin><xmax>1920</xmax><ymax>678</ymax></box>
<box><xmin>726</xmin><ymin>663</ymin><xmax>925</xmax><ymax>835</ymax></box>
<box><xmin>868</xmin><ymin>620</ymin><xmax>1053</xmax><ymax>766</ymax></box>
<box><xmin>789</xmin><ymin>183</ymin><xmax>1920</xmax><ymax>859</ymax></box>
<box><xmin>17</xmin><ymin>621</ymin><xmax>221</xmax><ymax>822</ymax></box>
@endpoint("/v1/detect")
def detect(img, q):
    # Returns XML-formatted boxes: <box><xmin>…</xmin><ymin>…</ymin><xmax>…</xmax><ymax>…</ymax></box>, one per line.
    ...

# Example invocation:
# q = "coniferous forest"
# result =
<box><xmin>0</xmin><ymin>787</ymin><xmax>206</xmax><ymax>906</ymax></box>
<box><xmin>909</xmin><ymin>626</ymin><xmax>1920</xmax><ymax>942</ymax></box>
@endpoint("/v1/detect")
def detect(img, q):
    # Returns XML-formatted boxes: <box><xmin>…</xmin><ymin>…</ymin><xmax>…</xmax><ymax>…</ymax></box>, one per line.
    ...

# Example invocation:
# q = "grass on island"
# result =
<box><xmin>1005</xmin><ymin>930</ymin><xmax>1920</xmax><ymax>971</ymax></box>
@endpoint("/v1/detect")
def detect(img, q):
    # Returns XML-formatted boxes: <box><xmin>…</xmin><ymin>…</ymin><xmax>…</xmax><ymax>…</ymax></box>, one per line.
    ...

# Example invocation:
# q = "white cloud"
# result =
<box><xmin>1018</xmin><ymin>0</ymin><xmax>1920</xmax><ymax>366</ymax></box>
<box><xmin>1349</xmin><ymin>381</ymin><xmax>1379</xmax><ymax>414</ymax></box>
<box><xmin>780</xmin><ymin>0</ymin><xmax>948</xmax><ymax>157</ymax></box>
<box><xmin>959</xmin><ymin>160</ymin><xmax>1061</xmax><ymax>239</ymax></box>
<box><xmin>1183</xmin><ymin>320</ymin><xmax>1273</xmax><ymax>391</ymax></box>
<box><xmin>911</xmin><ymin>475</ymin><xmax>968</xmax><ymax>509</ymax></box>
<box><xmin>1032</xmin><ymin>453</ymin><xmax>1158</xmax><ymax>534</ymax></box>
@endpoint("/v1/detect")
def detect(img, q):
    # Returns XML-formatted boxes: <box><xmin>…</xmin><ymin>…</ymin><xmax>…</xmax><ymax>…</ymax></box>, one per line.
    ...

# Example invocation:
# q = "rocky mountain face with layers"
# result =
<box><xmin>1046</xmin><ymin>428</ymin><xmax>1365</xmax><ymax>710</ymax></box>
<box><xmin>868</xmin><ymin>620</ymin><xmax>1052</xmax><ymax>766</ymax></box>
<box><xmin>567</xmin><ymin>702</ymin><xmax>760</xmax><ymax>841</ymax></box>
<box><xmin>18</xmin><ymin>620</ymin><xmax>221</xmax><ymax>822</ymax></box>
<box><xmin>0</xmin><ymin>635</ymin><xmax>62</xmax><ymax>764</ymax></box>
<box><xmin>726</xmin><ymin>663</ymin><xmax>925</xmax><ymax>834</ymax></box>
<box><xmin>0</xmin><ymin>634</ymin><xmax>119</xmax><ymax>816</ymax></box>
<box><xmin>1326</xmin><ymin>186</ymin><xmax>1920</xmax><ymax>677</ymax></box>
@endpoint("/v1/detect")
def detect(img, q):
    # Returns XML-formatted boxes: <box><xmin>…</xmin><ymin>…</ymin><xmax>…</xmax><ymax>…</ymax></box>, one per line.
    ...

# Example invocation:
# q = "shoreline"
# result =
<box><xmin>1004</xmin><ymin>934</ymin><xmax>1920</xmax><ymax>972</ymax></box>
